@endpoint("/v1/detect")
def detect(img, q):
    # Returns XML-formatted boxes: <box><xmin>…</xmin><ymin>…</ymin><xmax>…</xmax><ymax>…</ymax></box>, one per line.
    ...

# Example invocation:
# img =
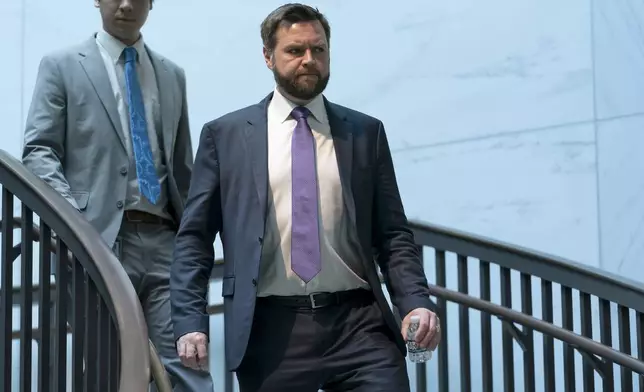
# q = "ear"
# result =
<box><xmin>263</xmin><ymin>47</ymin><xmax>274</xmax><ymax>70</ymax></box>
<box><xmin>94</xmin><ymin>0</ymin><xmax>100</xmax><ymax>7</ymax></box>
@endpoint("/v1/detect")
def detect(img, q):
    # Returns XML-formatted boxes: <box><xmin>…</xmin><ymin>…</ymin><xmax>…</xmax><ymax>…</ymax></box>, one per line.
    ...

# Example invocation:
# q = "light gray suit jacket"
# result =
<box><xmin>22</xmin><ymin>35</ymin><xmax>193</xmax><ymax>247</ymax></box>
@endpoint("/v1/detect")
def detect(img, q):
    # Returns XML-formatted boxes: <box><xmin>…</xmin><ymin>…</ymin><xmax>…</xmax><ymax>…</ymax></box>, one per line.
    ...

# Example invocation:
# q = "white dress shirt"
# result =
<box><xmin>257</xmin><ymin>88</ymin><xmax>369</xmax><ymax>296</ymax></box>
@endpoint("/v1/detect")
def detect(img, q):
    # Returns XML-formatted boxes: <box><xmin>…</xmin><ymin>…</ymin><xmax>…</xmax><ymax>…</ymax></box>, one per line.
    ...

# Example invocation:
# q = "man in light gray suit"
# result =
<box><xmin>21</xmin><ymin>0</ymin><xmax>214</xmax><ymax>390</ymax></box>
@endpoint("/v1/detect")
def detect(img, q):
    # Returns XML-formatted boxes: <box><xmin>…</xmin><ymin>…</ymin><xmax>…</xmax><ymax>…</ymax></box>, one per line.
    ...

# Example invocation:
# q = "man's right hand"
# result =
<box><xmin>176</xmin><ymin>332</ymin><xmax>209</xmax><ymax>371</ymax></box>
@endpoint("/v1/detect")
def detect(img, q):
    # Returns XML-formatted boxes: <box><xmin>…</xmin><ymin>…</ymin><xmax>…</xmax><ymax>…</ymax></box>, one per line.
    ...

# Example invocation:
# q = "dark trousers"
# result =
<box><xmin>236</xmin><ymin>290</ymin><xmax>410</xmax><ymax>392</ymax></box>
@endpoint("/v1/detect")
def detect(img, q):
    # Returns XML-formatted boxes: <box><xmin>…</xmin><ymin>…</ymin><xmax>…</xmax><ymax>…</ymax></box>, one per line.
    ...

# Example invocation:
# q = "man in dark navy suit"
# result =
<box><xmin>170</xmin><ymin>3</ymin><xmax>441</xmax><ymax>391</ymax></box>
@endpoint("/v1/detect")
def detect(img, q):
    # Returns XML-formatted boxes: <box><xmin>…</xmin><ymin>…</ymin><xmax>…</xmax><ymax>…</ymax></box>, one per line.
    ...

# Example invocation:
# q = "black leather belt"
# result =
<box><xmin>124</xmin><ymin>210</ymin><xmax>173</xmax><ymax>226</ymax></box>
<box><xmin>259</xmin><ymin>289</ymin><xmax>373</xmax><ymax>309</ymax></box>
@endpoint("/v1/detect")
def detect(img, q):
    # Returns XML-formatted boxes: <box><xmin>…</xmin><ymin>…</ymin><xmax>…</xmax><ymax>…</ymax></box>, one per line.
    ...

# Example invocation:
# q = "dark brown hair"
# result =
<box><xmin>260</xmin><ymin>3</ymin><xmax>331</xmax><ymax>52</ymax></box>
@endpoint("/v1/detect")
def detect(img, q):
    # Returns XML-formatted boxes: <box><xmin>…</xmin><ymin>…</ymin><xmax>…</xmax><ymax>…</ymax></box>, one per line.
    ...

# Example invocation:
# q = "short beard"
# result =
<box><xmin>273</xmin><ymin>68</ymin><xmax>330</xmax><ymax>102</ymax></box>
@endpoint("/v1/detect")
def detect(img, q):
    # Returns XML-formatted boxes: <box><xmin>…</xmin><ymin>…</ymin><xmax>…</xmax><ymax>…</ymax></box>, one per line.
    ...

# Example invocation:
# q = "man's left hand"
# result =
<box><xmin>401</xmin><ymin>308</ymin><xmax>441</xmax><ymax>351</ymax></box>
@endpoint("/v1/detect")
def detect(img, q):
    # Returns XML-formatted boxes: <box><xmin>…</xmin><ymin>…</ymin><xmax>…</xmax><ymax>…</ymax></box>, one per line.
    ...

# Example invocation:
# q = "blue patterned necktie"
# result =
<box><xmin>123</xmin><ymin>47</ymin><xmax>161</xmax><ymax>204</ymax></box>
<box><xmin>290</xmin><ymin>106</ymin><xmax>321</xmax><ymax>282</ymax></box>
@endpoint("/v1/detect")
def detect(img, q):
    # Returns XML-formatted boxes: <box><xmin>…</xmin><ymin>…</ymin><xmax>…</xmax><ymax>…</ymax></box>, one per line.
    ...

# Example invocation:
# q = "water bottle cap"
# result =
<box><xmin>410</xmin><ymin>315</ymin><xmax>421</xmax><ymax>323</ymax></box>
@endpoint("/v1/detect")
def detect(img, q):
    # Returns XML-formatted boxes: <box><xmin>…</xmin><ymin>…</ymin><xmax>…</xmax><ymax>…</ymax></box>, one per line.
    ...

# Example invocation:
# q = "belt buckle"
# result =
<box><xmin>309</xmin><ymin>293</ymin><xmax>323</xmax><ymax>309</ymax></box>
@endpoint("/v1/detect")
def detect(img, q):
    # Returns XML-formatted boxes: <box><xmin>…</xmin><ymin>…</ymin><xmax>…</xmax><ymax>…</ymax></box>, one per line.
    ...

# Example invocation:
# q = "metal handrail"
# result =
<box><xmin>2</xmin><ymin>216</ymin><xmax>172</xmax><ymax>391</ymax></box>
<box><xmin>149</xmin><ymin>341</ymin><xmax>173</xmax><ymax>392</ymax></box>
<box><xmin>409</xmin><ymin>220</ymin><xmax>644</xmax><ymax>312</ymax></box>
<box><xmin>427</xmin><ymin>284</ymin><xmax>644</xmax><ymax>374</ymax></box>
<box><xmin>407</xmin><ymin>219</ymin><xmax>644</xmax><ymax>390</ymax></box>
<box><xmin>0</xmin><ymin>150</ymin><xmax>150</xmax><ymax>391</ymax></box>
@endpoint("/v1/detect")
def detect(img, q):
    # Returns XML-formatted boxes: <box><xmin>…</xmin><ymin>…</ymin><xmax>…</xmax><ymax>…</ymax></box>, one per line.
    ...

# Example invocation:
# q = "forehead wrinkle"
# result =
<box><xmin>284</xmin><ymin>40</ymin><xmax>327</xmax><ymax>47</ymax></box>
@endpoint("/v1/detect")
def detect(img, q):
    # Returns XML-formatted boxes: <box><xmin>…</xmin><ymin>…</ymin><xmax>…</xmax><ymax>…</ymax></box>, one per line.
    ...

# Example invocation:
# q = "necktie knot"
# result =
<box><xmin>123</xmin><ymin>47</ymin><xmax>137</xmax><ymax>64</ymax></box>
<box><xmin>291</xmin><ymin>106</ymin><xmax>311</xmax><ymax>121</ymax></box>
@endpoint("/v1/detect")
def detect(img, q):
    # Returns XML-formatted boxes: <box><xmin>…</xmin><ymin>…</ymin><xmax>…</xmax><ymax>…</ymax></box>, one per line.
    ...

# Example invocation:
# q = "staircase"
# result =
<box><xmin>1</xmin><ymin>146</ymin><xmax>644</xmax><ymax>391</ymax></box>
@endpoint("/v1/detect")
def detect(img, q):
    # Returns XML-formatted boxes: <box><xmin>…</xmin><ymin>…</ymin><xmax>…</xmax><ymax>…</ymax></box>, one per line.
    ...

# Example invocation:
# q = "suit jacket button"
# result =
<box><xmin>252</xmin><ymin>279</ymin><xmax>257</xmax><ymax>286</ymax></box>
<box><xmin>258</xmin><ymin>237</ymin><xmax>263</xmax><ymax>244</ymax></box>
<box><xmin>116</xmin><ymin>201</ymin><xmax>124</xmax><ymax>209</ymax></box>
<box><xmin>120</xmin><ymin>167</ymin><xmax>127</xmax><ymax>175</ymax></box>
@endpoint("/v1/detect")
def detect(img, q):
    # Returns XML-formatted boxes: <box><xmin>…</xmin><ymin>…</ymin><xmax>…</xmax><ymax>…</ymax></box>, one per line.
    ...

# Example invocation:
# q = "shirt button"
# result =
<box><xmin>116</xmin><ymin>201</ymin><xmax>124</xmax><ymax>209</ymax></box>
<box><xmin>120</xmin><ymin>166</ymin><xmax>127</xmax><ymax>176</ymax></box>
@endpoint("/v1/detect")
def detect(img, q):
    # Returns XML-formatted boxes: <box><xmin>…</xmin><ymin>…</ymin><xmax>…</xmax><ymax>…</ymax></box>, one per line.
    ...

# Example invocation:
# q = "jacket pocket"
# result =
<box><xmin>222</xmin><ymin>276</ymin><xmax>235</xmax><ymax>297</ymax></box>
<box><xmin>70</xmin><ymin>191</ymin><xmax>90</xmax><ymax>211</ymax></box>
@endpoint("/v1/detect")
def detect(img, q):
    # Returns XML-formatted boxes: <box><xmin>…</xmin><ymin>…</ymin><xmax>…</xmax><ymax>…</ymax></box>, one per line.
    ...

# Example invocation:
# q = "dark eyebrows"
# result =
<box><xmin>283</xmin><ymin>41</ymin><xmax>328</xmax><ymax>49</ymax></box>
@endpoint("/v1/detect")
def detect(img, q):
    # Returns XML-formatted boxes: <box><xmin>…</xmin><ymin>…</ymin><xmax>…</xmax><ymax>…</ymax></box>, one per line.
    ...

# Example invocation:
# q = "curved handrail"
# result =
<box><xmin>149</xmin><ymin>341</ymin><xmax>173</xmax><ymax>392</ymax></box>
<box><xmin>409</xmin><ymin>220</ymin><xmax>644</xmax><ymax>313</ymax></box>
<box><xmin>1</xmin><ymin>216</ymin><xmax>171</xmax><ymax>390</ymax></box>
<box><xmin>0</xmin><ymin>150</ymin><xmax>150</xmax><ymax>391</ymax></box>
<box><xmin>427</xmin><ymin>284</ymin><xmax>644</xmax><ymax>374</ymax></box>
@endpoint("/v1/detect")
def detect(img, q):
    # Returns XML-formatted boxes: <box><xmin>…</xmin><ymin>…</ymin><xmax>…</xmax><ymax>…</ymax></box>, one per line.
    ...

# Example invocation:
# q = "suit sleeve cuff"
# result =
<box><xmin>397</xmin><ymin>295</ymin><xmax>439</xmax><ymax>320</ymax></box>
<box><xmin>173</xmin><ymin>316</ymin><xmax>210</xmax><ymax>343</ymax></box>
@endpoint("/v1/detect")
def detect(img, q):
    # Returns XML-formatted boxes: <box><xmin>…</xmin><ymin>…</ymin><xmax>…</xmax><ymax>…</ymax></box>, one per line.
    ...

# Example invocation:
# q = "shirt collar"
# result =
<box><xmin>96</xmin><ymin>29</ymin><xmax>146</xmax><ymax>64</ymax></box>
<box><xmin>270</xmin><ymin>87</ymin><xmax>328</xmax><ymax>125</ymax></box>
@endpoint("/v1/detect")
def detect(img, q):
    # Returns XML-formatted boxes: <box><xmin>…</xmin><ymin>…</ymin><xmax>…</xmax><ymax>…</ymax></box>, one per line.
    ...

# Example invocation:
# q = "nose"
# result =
<box><xmin>302</xmin><ymin>49</ymin><xmax>315</xmax><ymax>65</ymax></box>
<box><xmin>118</xmin><ymin>0</ymin><xmax>133</xmax><ymax>12</ymax></box>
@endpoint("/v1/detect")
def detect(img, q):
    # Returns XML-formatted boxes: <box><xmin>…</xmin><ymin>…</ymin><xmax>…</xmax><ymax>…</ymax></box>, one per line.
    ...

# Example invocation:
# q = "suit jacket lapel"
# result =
<box><xmin>244</xmin><ymin>94</ymin><xmax>272</xmax><ymax>224</ymax></box>
<box><xmin>326</xmin><ymin>99</ymin><xmax>357</xmax><ymax>227</ymax></box>
<box><xmin>78</xmin><ymin>37</ymin><xmax>127</xmax><ymax>151</ymax></box>
<box><xmin>148</xmin><ymin>48</ymin><xmax>177</xmax><ymax>164</ymax></box>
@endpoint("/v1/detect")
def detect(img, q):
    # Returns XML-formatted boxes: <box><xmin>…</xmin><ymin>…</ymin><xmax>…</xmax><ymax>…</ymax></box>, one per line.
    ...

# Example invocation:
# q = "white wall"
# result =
<box><xmin>1</xmin><ymin>0</ymin><xmax>644</xmax><ymax>391</ymax></box>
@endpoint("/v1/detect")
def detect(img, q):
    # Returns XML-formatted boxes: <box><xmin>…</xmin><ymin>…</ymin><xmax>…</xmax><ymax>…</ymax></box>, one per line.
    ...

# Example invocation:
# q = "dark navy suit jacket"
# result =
<box><xmin>170</xmin><ymin>93</ymin><xmax>436</xmax><ymax>371</ymax></box>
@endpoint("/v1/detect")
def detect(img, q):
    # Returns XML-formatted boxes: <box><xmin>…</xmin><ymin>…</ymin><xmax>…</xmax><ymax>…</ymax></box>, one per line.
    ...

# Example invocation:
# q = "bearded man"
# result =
<box><xmin>170</xmin><ymin>3</ymin><xmax>441</xmax><ymax>391</ymax></box>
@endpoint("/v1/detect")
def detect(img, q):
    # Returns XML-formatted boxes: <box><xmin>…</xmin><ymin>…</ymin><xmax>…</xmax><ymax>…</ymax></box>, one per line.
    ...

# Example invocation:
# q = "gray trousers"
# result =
<box><xmin>114</xmin><ymin>221</ymin><xmax>214</xmax><ymax>391</ymax></box>
<box><xmin>51</xmin><ymin>221</ymin><xmax>214</xmax><ymax>391</ymax></box>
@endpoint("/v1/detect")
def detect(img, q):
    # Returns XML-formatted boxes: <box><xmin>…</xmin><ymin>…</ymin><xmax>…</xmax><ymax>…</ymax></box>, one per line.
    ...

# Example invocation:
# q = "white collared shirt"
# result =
<box><xmin>257</xmin><ymin>88</ymin><xmax>369</xmax><ymax>296</ymax></box>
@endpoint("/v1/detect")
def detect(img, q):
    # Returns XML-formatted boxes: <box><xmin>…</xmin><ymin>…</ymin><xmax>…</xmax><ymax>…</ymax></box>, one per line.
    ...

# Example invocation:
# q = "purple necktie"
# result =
<box><xmin>290</xmin><ymin>106</ymin><xmax>321</xmax><ymax>283</ymax></box>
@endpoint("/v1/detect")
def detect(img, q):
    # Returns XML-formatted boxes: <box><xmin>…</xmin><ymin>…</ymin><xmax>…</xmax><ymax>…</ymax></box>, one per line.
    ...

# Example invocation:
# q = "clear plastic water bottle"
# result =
<box><xmin>407</xmin><ymin>315</ymin><xmax>432</xmax><ymax>363</ymax></box>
